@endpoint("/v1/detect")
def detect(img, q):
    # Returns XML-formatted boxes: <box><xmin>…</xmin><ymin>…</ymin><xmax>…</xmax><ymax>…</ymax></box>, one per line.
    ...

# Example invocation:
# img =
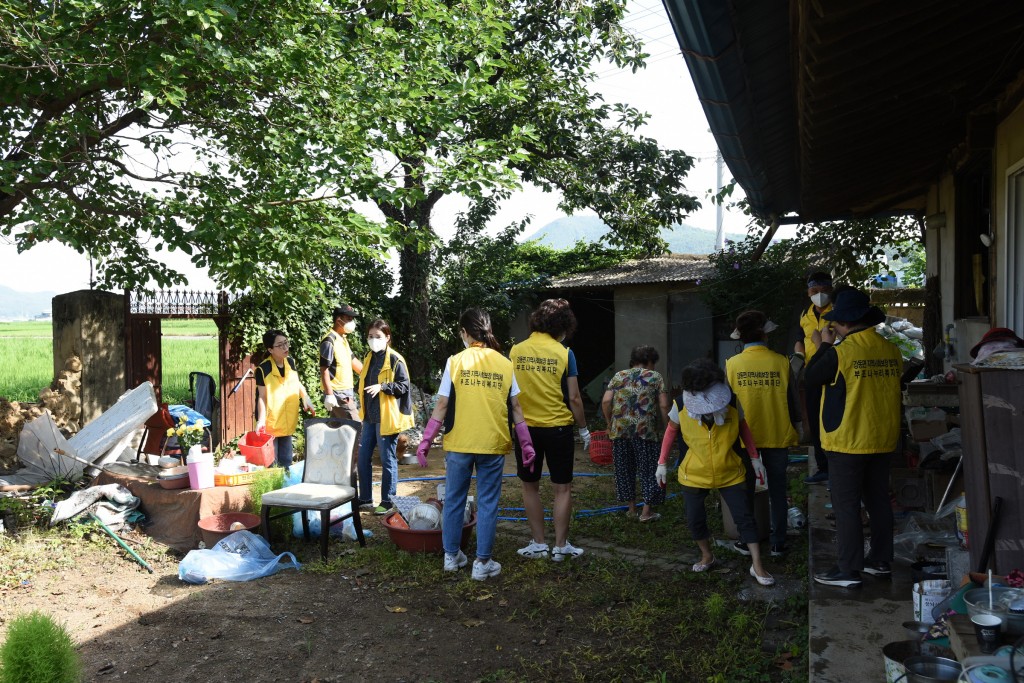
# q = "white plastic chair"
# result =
<box><xmin>259</xmin><ymin>418</ymin><xmax>365</xmax><ymax>560</ymax></box>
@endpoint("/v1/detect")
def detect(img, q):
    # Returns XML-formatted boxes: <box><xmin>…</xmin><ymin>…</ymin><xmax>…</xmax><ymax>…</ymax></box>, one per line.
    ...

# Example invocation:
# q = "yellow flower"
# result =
<box><xmin>166</xmin><ymin>428</ymin><xmax>174</xmax><ymax>437</ymax></box>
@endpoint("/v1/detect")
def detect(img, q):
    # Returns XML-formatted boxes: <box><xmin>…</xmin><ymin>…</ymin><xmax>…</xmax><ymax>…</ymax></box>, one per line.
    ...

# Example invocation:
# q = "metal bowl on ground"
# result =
<box><xmin>901</xmin><ymin>655</ymin><xmax>961</xmax><ymax>683</ymax></box>
<box><xmin>965</xmin><ymin>587</ymin><xmax>1024</xmax><ymax>635</ymax></box>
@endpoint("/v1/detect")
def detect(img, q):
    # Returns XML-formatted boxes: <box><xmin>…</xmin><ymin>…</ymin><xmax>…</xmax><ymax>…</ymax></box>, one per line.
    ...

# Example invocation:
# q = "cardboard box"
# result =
<box><xmin>908</xmin><ymin>418</ymin><xmax>949</xmax><ymax>442</ymax></box>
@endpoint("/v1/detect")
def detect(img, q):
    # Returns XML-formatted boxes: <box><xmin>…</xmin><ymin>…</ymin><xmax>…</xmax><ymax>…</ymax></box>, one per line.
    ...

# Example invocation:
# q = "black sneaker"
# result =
<box><xmin>769</xmin><ymin>543</ymin><xmax>787</xmax><ymax>557</ymax></box>
<box><xmin>732</xmin><ymin>540</ymin><xmax>751</xmax><ymax>556</ymax></box>
<box><xmin>862</xmin><ymin>561</ymin><xmax>892</xmax><ymax>578</ymax></box>
<box><xmin>813</xmin><ymin>567</ymin><xmax>862</xmax><ymax>588</ymax></box>
<box><xmin>804</xmin><ymin>471</ymin><xmax>829</xmax><ymax>484</ymax></box>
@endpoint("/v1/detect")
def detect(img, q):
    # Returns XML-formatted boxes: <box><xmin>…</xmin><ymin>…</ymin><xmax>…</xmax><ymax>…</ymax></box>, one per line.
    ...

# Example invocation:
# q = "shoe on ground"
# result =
<box><xmin>862</xmin><ymin>561</ymin><xmax>892</xmax><ymax>577</ymax></box>
<box><xmin>517</xmin><ymin>541</ymin><xmax>549</xmax><ymax>559</ymax></box>
<box><xmin>749</xmin><ymin>565</ymin><xmax>775</xmax><ymax>586</ymax></box>
<box><xmin>731</xmin><ymin>540</ymin><xmax>752</xmax><ymax>556</ymax></box>
<box><xmin>358</xmin><ymin>501</ymin><xmax>375</xmax><ymax>512</ymax></box>
<box><xmin>804</xmin><ymin>471</ymin><xmax>829</xmax><ymax>484</ymax></box>
<box><xmin>443</xmin><ymin>550</ymin><xmax>468</xmax><ymax>572</ymax></box>
<box><xmin>769</xmin><ymin>543</ymin><xmax>787</xmax><ymax>557</ymax></box>
<box><xmin>472</xmin><ymin>558</ymin><xmax>501</xmax><ymax>581</ymax></box>
<box><xmin>639</xmin><ymin>512</ymin><xmax>661</xmax><ymax>522</ymax></box>
<box><xmin>551</xmin><ymin>541</ymin><xmax>584</xmax><ymax>562</ymax></box>
<box><xmin>813</xmin><ymin>566</ymin><xmax>862</xmax><ymax>588</ymax></box>
<box><xmin>373</xmin><ymin>504</ymin><xmax>393</xmax><ymax>515</ymax></box>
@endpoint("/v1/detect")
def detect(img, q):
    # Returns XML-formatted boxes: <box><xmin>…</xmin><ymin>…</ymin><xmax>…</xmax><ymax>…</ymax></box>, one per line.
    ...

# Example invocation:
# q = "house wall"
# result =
<box><xmin>614</xmin><ymin>284</ymin><xmax>669</xmax><ymax>379</ymax></box>
<box><xmin>994</xmin><ymin>98</ymin><xmax>1024</xmax><ymax>330</ymax></box>
<box><xmin>926</xmin><ymin>175</ymin><xmax>957</xmax><ymax>338</ymax></box>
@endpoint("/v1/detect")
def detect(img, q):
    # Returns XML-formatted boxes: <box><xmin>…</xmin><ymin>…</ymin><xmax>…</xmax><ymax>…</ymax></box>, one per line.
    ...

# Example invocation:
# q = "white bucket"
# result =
<box><xmin>913</xmin><ymin>580</ymin><xmax>952</xmax><ymax>622</ymax></box>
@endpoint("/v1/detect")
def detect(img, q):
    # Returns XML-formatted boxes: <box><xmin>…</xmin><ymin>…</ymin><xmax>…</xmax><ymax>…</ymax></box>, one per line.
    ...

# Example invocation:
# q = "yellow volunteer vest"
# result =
<box><xmin>676</xmin><ymin>404</ymin><xmax>747</xmax><ymax>489</ymax></box>
<box><xmin>443</xmin><ymin>346</ymin><xmax>514</xmax><ymax>455</ymax></box>
<box><xmin>261</xmin><ymin>358</ymin><xmax>301</xmax><ymax>437</ymax></box>
<box><xmin>800</xmin><ymin>302</ymin><xmax>833</xmax><ymax>363</ymax></box>
<box><xmin>358</xmin><ymin>347</ymin><xmax>415</xmax><ymax>435</ymax></box>
<box><xmin>322</xmin><ymin>330</ymin><xmax>354</xmax><ymax>391</ymax></box>
<box><xmin>820</xmin><ymin>329</ymin><xmax>902</xmax><ymax>454</ymax></box>
<box><xmin>510</xmin><ymin>332</ymin><xmax>573</xmax><ymax>428</ymax></box>
<box><xmin>726</xmin><ymin>345</ymin><xmax>798</xmax><ymax>449</ymax></box>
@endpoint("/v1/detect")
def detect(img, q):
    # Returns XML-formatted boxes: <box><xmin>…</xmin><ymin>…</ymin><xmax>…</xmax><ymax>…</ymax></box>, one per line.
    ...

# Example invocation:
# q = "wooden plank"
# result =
<box><xmin>956</xmin><ymin>366</ymin><xmax>991</xmax><ymax>572</ymax></box>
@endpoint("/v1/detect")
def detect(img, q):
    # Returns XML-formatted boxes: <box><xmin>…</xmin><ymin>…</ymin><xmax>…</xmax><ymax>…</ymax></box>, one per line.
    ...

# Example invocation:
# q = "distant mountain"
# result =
<box><xmin>0</xmin><ymin>285</ymin><xmax>56</xmax><ymax>321</ymax></box>
<box><xmin>521</xmin><ymin>216</ymin><xmax>747</xmax><ymax>254</ymax></box>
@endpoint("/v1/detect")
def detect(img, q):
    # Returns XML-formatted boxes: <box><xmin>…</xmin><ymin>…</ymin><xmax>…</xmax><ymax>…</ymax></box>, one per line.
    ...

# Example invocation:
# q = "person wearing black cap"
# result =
<box><xmin>319</xmin><ymin>304</ymin><xmax>364</xmax><ymax>421</ymax></box>
<box><xmin>795</xmin><ymin>271</ymin><xmax>834</xmax><ymax>485</ymax></box>
<box><xmin>805</xmin><ymin>287</ymin><xmax>902</xmax><ymax>588</ymax></box>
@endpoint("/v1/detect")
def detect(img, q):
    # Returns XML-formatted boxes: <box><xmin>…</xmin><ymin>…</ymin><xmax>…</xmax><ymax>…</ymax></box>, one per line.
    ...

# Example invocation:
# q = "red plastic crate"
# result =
<box><xmin>239</xmin><ymin>431</ymin><xmax>275</xmax><ymax>467</ymax></box>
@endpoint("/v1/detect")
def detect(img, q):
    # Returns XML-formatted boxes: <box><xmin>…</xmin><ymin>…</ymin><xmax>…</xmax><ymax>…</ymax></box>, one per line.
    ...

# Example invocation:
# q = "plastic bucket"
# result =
<box><xmin>902</xmin><ymin>655</ymin><xmax>961</xmax><ymax>683</ymax></box>
<box><xmin>187</xmin><ymin>450</ymin><xmax>215</xmax><ymax>490</ymax></box>
<box><xmin>882</xmin><ymin>640</ymin><xmax>953</xmax><ymax>683</ymax></box>
<box><xmin>722</xmin><ymin>486</ymin><xmax>770</xmax><ymax>541</ymax></box>
<box><xmin>913</xmin><ymin>580</ymin><xmax>952</xmax><ymax>622</ymax></box>
<box><xmin>239</xmin><ymin>431</ymin><xmax>275</xmax><ymax>467</ymax></box>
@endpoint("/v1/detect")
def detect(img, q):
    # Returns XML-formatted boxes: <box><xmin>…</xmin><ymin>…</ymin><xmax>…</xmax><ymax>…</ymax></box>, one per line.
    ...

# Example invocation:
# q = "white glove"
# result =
<box><xmin>655</xmin><ymin>464</ymin><xmax>667</xmax><ymax>487</ymax></box>
<box><xmin>751</xmin><ymin>457</ymin><xmax>767</xmax><ymax>487</ymax></box>
<box><xmin>302</xmin><ymin>396</ymin><xmax>314</xmax><ymax>414</ymax></box>
<box><xmin>323</xmin><ymin>394</ymin><xmax>339</xmax><ymax>410</ymax></box>
<box><xmin>579</xmin><ymin>427</ymin><xmax>591</xmax><ymax>451</ymax></box>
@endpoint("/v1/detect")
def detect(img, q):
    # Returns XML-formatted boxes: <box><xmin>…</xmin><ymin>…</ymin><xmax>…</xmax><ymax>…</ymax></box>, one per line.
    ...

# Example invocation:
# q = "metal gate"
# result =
<box><xmin>125</xmin><ymin>290</ymin><xmax>256</xmax><ymax>447</ymax></box>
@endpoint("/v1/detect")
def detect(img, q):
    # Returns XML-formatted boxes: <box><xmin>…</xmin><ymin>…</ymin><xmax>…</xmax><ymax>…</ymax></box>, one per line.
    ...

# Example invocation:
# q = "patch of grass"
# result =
<box><xmin>0</xmin><ymin>321</ymin><xmax>52</xmax><ymax>338</ymax></box>
<box><xmin>0</xmin><ymin>337</ymin><xmax>51</xmax><ymax>402</ymax></box>
<box><xmin>161</xmin><ymin>319</ymin><xmax>218</xmax><ymax>337</ymax></box>
<box><xmin>0</xmin><ymin>610</ymin><xmax>81</xmax><ymax>683</ymax></box>
<box><xmin>161</xmin><ymin>336</ymin><xmax>218</xmax><ymax>404</ymax></box>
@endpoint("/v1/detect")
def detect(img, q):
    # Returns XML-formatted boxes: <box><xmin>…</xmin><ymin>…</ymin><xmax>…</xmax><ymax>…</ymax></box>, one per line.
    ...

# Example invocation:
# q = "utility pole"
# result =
<box><xmin>715</xmin><ymin>150</ymin><xmax>725</xmax><ymax>250</ymax></box>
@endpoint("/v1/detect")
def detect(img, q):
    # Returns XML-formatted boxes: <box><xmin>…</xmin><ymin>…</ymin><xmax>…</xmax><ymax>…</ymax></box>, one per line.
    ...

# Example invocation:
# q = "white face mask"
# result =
<box><xmin>343</xmin><ymin>320</ymin><xmax>356</xmax><ymax>334</ymax></box>
<box><xmin>367</xmin><ymin>337</ymin><xmax>387</xmax><ymax>353</ymax></box>
<box><xmin>811</xmin><ymin>292</ymin><xmax>830</xmax><ymax>308</ymax></box>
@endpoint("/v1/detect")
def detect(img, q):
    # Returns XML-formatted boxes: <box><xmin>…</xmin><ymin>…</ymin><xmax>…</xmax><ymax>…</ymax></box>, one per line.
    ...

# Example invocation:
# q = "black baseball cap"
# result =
<box><xmin>333</xmin><ymin>304</ymin><xmax>358</xmax><ymax>319</ymax></box>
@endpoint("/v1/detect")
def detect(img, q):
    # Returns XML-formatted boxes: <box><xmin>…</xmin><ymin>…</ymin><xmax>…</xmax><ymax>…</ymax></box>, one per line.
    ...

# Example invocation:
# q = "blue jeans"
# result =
<box><xmin>760</xmin><ymin>447</ymin><xmax>790</xmax><ymax>545</ymax></box>
<box><xmin>357</xmin><ymin>423</ymin><xmax>398</xmax><ymax>505</ymax></box>
<box><xmin>274</xmin><ymin>435</ymin><xmax>294</xmax><ymax>468</ymax></box>
<box><xmin>442</xmin><ymin>452</ymin><xmax>504</xmax><ymax>560</ymax></box>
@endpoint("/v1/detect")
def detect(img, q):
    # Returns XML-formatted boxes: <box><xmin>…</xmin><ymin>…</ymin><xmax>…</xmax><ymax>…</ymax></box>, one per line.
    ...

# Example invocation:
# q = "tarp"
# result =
<box><xmin>1</xmin><ymin>382</ymin><xmax>158</xmax><ymax>488</ymax></box>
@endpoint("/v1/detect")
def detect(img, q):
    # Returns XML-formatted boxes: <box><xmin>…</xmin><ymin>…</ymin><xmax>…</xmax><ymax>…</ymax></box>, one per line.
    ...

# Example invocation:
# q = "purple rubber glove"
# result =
<box><xmin>417</xmin><ymin>418</ymin><xmax>442</xmax><ymax>467</ymax></box>
<box><xmin>514</xmin><ymin>421</ymin><xmax>537</xmax><ymax>470</ymax></box>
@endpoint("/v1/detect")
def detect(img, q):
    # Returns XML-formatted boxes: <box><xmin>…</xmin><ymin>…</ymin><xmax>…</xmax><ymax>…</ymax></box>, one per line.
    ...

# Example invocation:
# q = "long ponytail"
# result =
<box><xmin>459</xmin><ymin>308</ymin><xmax>502</xmax><ymax>353</ymax></box>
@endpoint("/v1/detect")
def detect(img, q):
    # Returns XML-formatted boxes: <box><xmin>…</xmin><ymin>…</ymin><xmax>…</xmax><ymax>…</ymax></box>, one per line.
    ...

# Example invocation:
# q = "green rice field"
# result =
<box><xmin>0</xmin><ymin>320</ymin><xmax>218</xmax><ymax>404</ymax></box>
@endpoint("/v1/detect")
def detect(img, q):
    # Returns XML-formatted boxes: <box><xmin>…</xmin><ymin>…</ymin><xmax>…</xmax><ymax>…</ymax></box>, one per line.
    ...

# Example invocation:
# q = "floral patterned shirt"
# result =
<box><xmin>605</xmin><ymin>368</ymin><xmax>666</xmax><ymax>441</ymax></box>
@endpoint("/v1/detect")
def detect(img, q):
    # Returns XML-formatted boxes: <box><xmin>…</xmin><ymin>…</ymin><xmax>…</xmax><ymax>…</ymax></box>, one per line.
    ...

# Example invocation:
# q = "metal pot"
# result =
<box><xmin>902</xmin><ymin>655</ymin><xmax>962</xmax><ymax>683</ymax></box>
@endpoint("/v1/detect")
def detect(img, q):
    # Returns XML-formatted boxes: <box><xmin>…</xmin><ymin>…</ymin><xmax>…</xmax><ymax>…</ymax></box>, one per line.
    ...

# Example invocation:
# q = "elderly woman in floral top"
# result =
<box><xmin>601</xmin><ymin>345</ymin><xmax>671</xmax><ymax>521</ymax></box>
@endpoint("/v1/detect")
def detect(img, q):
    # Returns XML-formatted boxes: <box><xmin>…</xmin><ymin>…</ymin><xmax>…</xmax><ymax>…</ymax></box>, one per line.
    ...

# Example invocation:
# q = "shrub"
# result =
<box><xmin>0</xmin><ymin>611</ymin><xmax>81</xmax><ymax>683</ymax></box>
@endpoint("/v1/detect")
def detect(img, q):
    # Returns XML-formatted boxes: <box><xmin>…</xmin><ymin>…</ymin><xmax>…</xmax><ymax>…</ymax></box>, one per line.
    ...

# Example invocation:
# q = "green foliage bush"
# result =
<box><xmin>0</xmin><ymin>611</ymin><xmax>81</xmax><ymax>683</ymax></box>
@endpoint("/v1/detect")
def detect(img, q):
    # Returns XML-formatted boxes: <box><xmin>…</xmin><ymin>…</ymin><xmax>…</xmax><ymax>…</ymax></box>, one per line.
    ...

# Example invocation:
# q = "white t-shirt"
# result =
<box><xmin>437</xmin><ymin>357</ymin><xmax>521</xmax><ymax>398</ymax></box>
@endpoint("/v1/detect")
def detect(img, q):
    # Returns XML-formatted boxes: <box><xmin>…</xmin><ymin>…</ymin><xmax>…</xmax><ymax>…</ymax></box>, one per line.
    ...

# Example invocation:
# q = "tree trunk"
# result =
<box><xmin>398</xmin><ymin>236</ymin><xmax>433</xmax><ymax>388</ymax></box>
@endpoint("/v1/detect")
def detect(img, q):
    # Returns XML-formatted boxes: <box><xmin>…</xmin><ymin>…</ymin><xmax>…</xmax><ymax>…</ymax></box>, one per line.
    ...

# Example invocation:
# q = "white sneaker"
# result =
<box><xmin>443</xmin><ymin>550</ymin><xmax>467</xmax><ymax>572</ymax></box>
<box><xmin>551</xmin><ymin>541</ymin><xmax>584</xmax><ymax>562</ymax></box>
<box><xmin>472</xmin><ymin>558</ymin><xmax>501</xmax><ymax>581</ymax></box>
<box><xmin>517</xmin><ymin>540</ymin><xmax>549</xmax><ymax>559</ymax></box>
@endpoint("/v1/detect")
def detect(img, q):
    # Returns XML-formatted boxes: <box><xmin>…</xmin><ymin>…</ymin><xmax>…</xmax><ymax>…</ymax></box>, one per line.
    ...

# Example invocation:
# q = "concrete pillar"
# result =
<box><xmin>52</xmin><ymin>290</ymin><xmax>126</xmax><ymax>424</ymax></box>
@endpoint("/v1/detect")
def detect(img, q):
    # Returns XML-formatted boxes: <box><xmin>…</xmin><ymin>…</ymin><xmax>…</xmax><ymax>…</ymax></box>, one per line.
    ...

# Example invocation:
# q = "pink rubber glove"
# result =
<box><xmin>514</xmin><ymin>421</ymin><xmax>536</xmax><ymax>470</ymax></box>
<box><xmin>417</xmin><ymin>418</ymin><xmax>442</xmax><ymax>467</ymax></box>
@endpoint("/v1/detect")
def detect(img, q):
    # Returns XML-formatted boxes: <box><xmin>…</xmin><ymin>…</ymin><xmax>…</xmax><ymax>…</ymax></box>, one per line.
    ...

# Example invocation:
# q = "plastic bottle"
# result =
<box><xmin>787</xmin><ymin>506</ymin><xmax>806</xmax><ymax>529</ymax></box>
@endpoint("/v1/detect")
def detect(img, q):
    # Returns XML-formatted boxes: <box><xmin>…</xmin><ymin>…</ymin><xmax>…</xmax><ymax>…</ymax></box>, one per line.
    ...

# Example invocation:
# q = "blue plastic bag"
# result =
<box><xmin>168</xmin><ymin>404</ymin><xmax>212</xmax><ymax>428</ymax></box>
<box><xmin>178</xmin><ymin>530</ymin><xmax>300</xmax><ymax>584</ymax></box>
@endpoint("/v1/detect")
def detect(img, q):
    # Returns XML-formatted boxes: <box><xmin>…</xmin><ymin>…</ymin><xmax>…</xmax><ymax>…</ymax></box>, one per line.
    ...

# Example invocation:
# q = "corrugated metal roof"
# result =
<box><xmin>662</xmin><ymin>0</ymin><xmax>1024</xmax><ymax>221</ymax></box>
<box><xmin>548</xmin><ymin>254</ymin><xmax>713</xmax><ymax>289</ymax></box>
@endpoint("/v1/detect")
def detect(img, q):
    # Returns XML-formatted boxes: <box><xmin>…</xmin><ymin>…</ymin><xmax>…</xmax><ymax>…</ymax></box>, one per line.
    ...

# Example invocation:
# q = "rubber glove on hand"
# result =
<box><xmin>751</xmin><ymin>457</ymin><xmax>767</xmax><ymax>487</ymax></box>
<box><xmin>417</xmin><ymin>418</ymin><xmax>442</xmax><ymax>467</ymax></box>
<box><xmin>256</xmin><ymin>420</ymin><xmax>266</xmax><ymax>435</ymax></box>
<box><xmin>655</xmin><ymin>464</ymin><xmax>667</xmax><ymax>488</ymax></box>
<box><xmin>579</xmin><ymin>427</ymin><xmax>591</xmax><ymax>451</ymax></box>
<box><xmin>515</xmin><ymin>421</ymin><xmax>537</xmax><ymax>470</ymax></box>
<box><xmin>302</xmin><ymin>396</ymin><xmax>315</xmax><ymax>414</ymax></box>
<box><xmin>323</xmin><ymin>394</ymin><xmax>339</xmax><ymax>411</ymax></box>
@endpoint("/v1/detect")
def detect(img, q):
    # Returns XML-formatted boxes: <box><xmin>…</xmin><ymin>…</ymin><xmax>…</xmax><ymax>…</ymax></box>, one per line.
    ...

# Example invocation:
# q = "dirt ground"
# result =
<box><xmin>0</xmin><ymin>451</ymin><xmax>642</xmax><ymax>683</ymax></box>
